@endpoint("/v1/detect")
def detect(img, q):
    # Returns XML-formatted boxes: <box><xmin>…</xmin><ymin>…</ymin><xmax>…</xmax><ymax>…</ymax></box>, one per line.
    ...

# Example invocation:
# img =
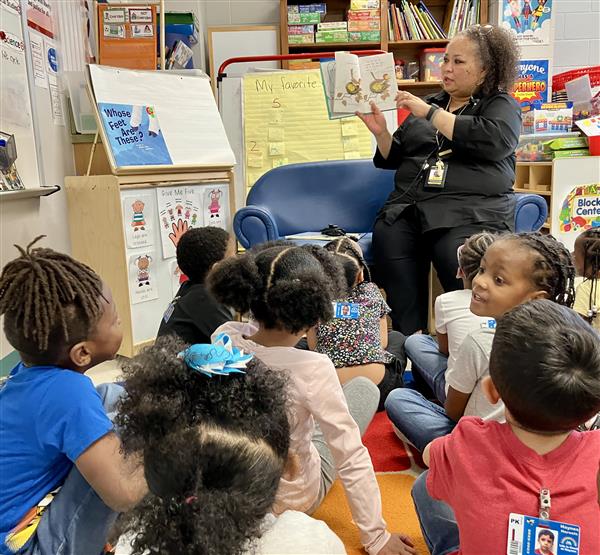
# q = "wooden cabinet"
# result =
<box><xmin>514</xmin><ymin>161</ymin><xmax>553</xmax><ymax>229</ymax></box>
<box><xmin>280</xmin><ymin>0</ymin><xmax>488</xmax><ymax>94</ymax></box>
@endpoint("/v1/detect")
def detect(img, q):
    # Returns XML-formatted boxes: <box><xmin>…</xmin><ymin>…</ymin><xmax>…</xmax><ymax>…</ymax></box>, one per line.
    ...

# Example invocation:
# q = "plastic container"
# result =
<box><xmin>420</xmin><ymin>48</ymin><xmax>444</xmax><ymax>82</ymax></box>
<box><xmin>64</xmin><ymin>71</ymin><xmax>97</xmax><ymax>134</ymax></box>
<box><xmin>589</xmin><ymin>135</ymin><xmax>600</xmax><ymax>156</ymax></box>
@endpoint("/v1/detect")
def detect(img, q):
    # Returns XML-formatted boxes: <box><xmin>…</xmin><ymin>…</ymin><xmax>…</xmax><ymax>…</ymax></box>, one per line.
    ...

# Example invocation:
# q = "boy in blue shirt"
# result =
<box><xmin>0</xmin><ymin>236</ymin><xmax>147</xmax><ymax>555</ymax></box>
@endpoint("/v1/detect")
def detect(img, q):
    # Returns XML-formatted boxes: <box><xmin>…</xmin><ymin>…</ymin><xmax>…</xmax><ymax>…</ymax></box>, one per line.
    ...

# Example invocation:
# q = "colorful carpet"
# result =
<box><xmin>313</xmin><ymin>412</ymin><xmax>428</xmax><ymax>554</ymax></box>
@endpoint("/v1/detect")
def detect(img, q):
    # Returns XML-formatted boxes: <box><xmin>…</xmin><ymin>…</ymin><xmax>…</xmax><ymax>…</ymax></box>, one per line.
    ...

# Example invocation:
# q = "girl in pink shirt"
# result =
<box><xmin>208</xmin><ymin>243</ymin><xmax>416</xmax><ymax>555</ymax></box>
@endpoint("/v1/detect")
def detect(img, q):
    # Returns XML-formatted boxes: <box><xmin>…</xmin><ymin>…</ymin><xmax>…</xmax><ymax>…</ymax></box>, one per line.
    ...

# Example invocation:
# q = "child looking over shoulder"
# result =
<box><xmin>0</xmin><ymin>237</ymin><xmax>147</xmax><ymax>555</ymax></box>
<box><xmin>157</xmin><ymin>226</ymin><xmax>235</xmax><ymax>344</ymax></box>
<box><xmin>306</xmin><ymin>237</ymin><xmax>405</xmax><ymax>411</ymax></box>
<box><xmin>413</xmin><ymin>300</ymin><xmax>600</xmax><ymax>555</ymax></box>
<box><xmin>208</xmin><ymin>243</ymin><xmax>416</xmax><ymax>555</ymax></box>
<box><xmin>115</xmin><ymin>334</ymin><xmax>345</xmax><ymax>555</ymax></box>
<box><xmin>573</xmin><ymin>228</ymin><xmax>600</xmax><ymax>332</ymax></box>
<box><xmin>403</xmin><ymin>232</ymin><xmax>496</xmax><ymax>403</ymax></box>
<box><xmin>386</xmin><ymin>232</ymin><xmax>575</xmax><ymax>452</ymax></box>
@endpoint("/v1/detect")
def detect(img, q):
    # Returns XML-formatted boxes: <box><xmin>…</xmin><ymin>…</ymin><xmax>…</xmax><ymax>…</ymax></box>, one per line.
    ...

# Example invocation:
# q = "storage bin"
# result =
<box><xmin>420</xmin><ymin>48</ymin><xmax>444</xmax><ymax>82</ymax></box>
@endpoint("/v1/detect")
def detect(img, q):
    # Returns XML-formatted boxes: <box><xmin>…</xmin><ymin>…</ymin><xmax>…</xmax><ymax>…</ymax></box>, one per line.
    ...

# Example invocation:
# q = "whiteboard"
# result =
<box><xmin>87</xmin><ymin>64</ymin><xmax>236</xmax><ymax>173</ymax></box>
<box><xmin>208</xmin><ymin>25</ymin><xmax>279</xmax><ymax>96</ymax></box>
<box><xmin>0</xmin><ymin>2</ymin><xmax>41</xmax><ymax>188</ymax></box>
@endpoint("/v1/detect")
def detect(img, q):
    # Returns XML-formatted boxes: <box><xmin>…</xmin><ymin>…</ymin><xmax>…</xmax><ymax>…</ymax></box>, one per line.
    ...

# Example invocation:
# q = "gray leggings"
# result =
<box><xmin>308</xmin><ymin>376</ymin><xmax>380</xmax><ymax>513</ymax></box>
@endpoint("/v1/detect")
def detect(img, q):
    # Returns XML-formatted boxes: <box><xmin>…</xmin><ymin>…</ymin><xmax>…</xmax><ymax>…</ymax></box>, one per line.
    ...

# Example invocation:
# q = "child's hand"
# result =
<box><xmin>378</xmin><ymin>533</ymin><xmax>417</xmax><ymax>555</ymax></box>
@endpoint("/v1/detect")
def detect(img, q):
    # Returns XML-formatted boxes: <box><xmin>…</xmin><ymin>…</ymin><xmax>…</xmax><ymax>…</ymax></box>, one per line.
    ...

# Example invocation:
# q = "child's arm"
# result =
<box><xmin>76</xmin><ymin>432</ymin><xmax>147</xmax><ymax>512</ymax></box>
<box><xmin>379</xmin><ymin>317</ymin><xmax>389</xmax><ymax>349</ymax></box>
<box><xmin>422</xmin><ymin>441</ymin><xmax>432</xmax><ymax>466</ymax></box>
<box><xmin>306</xmin><ymin>327</ymin><xmax>317</xmax><ymax>350</ymax></box>
<box><xmin>444</xmin><ymin>387</ymin><xmax>471</xmax><ymax>422</ymax></box>
<box><xmin>436</xmin><ymin>332</ymin><xmax>449</xmax><ymax>356</ymax></box>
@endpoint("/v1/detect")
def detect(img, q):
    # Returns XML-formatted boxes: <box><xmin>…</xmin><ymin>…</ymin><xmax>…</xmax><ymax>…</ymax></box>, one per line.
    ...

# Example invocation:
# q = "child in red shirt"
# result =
<box><xmin>412</xmin><ymin>299</ymin><xmax>600</xmax><ymax>555</ymax></box>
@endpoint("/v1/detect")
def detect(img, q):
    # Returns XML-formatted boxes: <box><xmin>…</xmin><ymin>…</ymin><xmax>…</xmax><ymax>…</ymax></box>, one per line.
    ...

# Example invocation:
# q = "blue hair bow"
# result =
<box><xmin>177</xmin><ymin>333</ymin><xmax>253</xmax><ymax>378</ymax></box>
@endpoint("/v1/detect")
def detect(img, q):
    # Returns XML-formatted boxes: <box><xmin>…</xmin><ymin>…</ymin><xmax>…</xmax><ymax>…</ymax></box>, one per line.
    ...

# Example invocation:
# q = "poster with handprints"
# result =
<box><xmin>128</xmin><ymin>251</ymin><xmax>159</xmax><ymax>304</ymax></box>
<box><xmin>122</xmin><ymin>194</ymin><xmax>153</xmax><ymax>249</ymax></box>
<box><xmin>501</xmin><ymin>0</ymin><xmax>552</xmax><ymax>46</ymax></box>
<box><xmin>184</xmin><ymin>186</ymin><xmax>203</xmax><ymax>228</ymax></box>
<box><xmin>204</xmin><ymin>186</ymin><xmax>228</xmax><ymax>230</ymax></box>
<box><xmin>156</xmin><ymin>186</ymin><xmax>187</xmax><ymax>259</ymax></box>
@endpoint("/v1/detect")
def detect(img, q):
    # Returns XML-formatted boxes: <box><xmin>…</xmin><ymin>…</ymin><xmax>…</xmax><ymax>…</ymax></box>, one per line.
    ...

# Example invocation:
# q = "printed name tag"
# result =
<box><xmin>332</xmin><ymin>302</ymin><xmax>359</xmax><ymax>319</ymax></box>
<box><xmin>507</xmin><ymin>513</ymin><xmax>580</xmax><ymax>555</ymax></box>
<box><xmin>480</xmin><ymin>319</ymin><xmax>497</xmax><ymax>329</ymax></box>
<box><xmin>162</xmin><ymin>300</ymin><xmax>176</xmax><ymax>323</ymax></box>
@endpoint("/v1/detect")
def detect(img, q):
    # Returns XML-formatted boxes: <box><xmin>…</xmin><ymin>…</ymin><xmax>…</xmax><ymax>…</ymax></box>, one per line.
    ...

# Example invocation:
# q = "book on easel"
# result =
<box><xmin>86</xmin><ymin>64</ymin><xmax>236</xmax><ymax>175</ymax></box>
<box><xmin>320</xmin><ymin>52</ymin><xmax>398</xmax><ymax>119</ymax></box>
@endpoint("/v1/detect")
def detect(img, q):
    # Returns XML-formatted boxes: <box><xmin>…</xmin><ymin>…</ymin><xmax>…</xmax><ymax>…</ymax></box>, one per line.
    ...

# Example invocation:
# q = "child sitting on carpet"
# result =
<box><xmin>413</xmin><ymin>300</ymin><xmax>600</xmax><ymax>555</ymax></box>
<box><xmin>0</xmin><ymin>237</ymin><xmax>147</xmax><ymax>555</ymax></box>
<box><xmin>385</xmin><ymin>232</ymin><xmax>575</xmax><ymax>452</ymax></box>
<box><xmin>208</xmin><ymin>242</ymin><xmax>416</xmax><ymax>555</ymax></box>
<box><xmin>114</xmin><ymin>334</ymin><xmax>345</xmax><ymax>555</ymax></box>
<box><xmin>157</xmin><ymin>226</ymin><xmax>235</xmax><ymax>345</ymax></box>
<box><xmin>403</xmin><ymin>232</ymin><xmax>496</xmax><ymax>403</ymax></box>
<box><xmin>306</xmin><ymin>237</ymin><xmax>405</xmax><ymax>411</ymax></box>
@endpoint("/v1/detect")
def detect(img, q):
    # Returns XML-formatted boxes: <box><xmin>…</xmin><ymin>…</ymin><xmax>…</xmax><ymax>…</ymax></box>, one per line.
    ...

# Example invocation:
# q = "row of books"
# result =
<box><xmin>447</xmin><ymin>0</ymin><xmax>481</xmax><ymax>37</ymax></box>
<box><xmin>388</xmin><ymin>0</ymin><xmax>447</xmax><ymax>41</ymax></box>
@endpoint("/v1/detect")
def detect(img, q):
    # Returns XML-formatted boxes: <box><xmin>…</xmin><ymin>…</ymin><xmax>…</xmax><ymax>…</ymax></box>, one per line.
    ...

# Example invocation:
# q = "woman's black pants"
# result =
<box><xmin>372</xmin><ymin>207</ymin><xmax>509</xmax><ymax>335</ymax></box>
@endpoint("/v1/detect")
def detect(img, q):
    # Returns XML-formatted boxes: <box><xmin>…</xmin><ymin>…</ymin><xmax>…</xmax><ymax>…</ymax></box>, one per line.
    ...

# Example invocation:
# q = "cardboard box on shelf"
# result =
<box><xmin>288</xmin><ymin>24</ymin><xmax>316</xmax><ymax>34</ymax></box>
<box><xmin>317</xmin><ymin>21</ymin><xmax>348</xmax><ymax>30</ymax></box>
<box><xmin>522</xmin><ymin>102</ymin><xmax>574</xmax><ymax>135</ymax></box>
<box><xmin>288</xmin><ymin>12</ymin><xmax>321</xmax><ymax>24</ymax></box>
<box><xmin>288</xmin><ymin>33</ymin><xmax>316</xmax><ymax>44</ymax></box>
<box><xmin>315</xmin><ymin>30</ymin><xmax>349</xmax><ymax>42</ymax></box>
<box><xmin>348</xmin><ymin>30</ymin><xmax>381</xmax><ymax>41</ymax></box>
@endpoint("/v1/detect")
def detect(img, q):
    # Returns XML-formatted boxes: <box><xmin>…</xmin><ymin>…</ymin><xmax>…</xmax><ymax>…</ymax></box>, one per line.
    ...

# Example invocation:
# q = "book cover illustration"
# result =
<box><xmin>511</xmin><ymin>60</ymin><xmax>549</xmax><ymax>106</ymax></box>
<box><xmin>98</xmin><ymin>102</ymin><xmax>173</xmax><ymax>167</ymax></box>
<box><xmin>322</xmin><ymin>52</ymin><xmax>398</xmax><ymax>119</ymax></box>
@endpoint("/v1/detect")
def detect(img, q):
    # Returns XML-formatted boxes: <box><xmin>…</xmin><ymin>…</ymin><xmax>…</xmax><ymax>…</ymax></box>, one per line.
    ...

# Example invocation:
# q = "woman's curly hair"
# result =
<box><xmin>116</xmin><ymin>335</ymin><xmax>291</xmax><ymax>555</ymax></box>
<box><xmin>207</xmin><ymin>242</ymin><xmax>347</xmax><ymax>333</ymax></box>
<box><xmin>461</xmin><ymin>24</ymin><xmax>520</xmax><ymax>96</ymax></box>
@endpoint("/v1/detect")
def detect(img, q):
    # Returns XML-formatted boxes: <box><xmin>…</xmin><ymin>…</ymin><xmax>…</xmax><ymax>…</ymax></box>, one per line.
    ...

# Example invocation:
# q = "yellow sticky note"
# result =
<box><xmin>268</xmin><ymin>127</ymin><xmax>285</xmax><ymax>141</ymax></box>
<box><xmin>247</xmin><ymin>155</ymin><xmax>263</xmax><ymax>168</ymax></box>
<box><xmin>343</xmin><ymin>136</ymin><xmax>360</xmax><ymax>151</ymax></box>
<box><xmin>269</xmin><ymin>142</ymin><xmax>286</xmax><ymax>156</ymax></box>
<box><xmin>344</xmin><ymin>151</ymin><xmax>361</xmax><ymax>160</ymax></box>
<box><xmin>272</xmin><ymin>157</ymin><xmax>289</xmax><ymax>168</ymax></box>
<box><xmin>341</xmin><ymin>121</ymin><xmax>359</xmax><ymax>137</ymax></box>
<box><xmin>270</xmin><ymin>111</ymin><xmax>283</xmax><ymax>124</ymax></box>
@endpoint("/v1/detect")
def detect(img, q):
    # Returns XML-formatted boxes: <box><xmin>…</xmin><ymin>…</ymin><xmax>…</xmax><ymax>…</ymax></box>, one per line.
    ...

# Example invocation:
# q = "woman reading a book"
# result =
<box><xmin>357</xmin><ymin>24</ymin><xmax>521</xmax><ymax>335</ymax></box>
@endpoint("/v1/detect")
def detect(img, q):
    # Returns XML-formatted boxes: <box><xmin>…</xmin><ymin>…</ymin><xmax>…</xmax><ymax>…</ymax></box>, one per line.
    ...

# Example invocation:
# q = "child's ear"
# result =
<box><xmin>530</xmin><ymin>289</ymin><xmax>550</xmax><ymax>301</ymax></box>
<box><xmin>69</xmin><ymin>341</ymin><xmax>92</xmax><ymax>368</ymax></box>
<box><xmin>482</xmin><ymin>376</ymin><xmax>501</xmax><ymax>404</ymax></box>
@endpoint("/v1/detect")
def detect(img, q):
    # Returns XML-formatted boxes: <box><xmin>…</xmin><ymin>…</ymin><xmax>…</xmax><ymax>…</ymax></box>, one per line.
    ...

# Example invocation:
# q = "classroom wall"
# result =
<box><xmin>202</xmin><ymin>0</ymin><xmax>279</xmax><ymax>26</ymax></box>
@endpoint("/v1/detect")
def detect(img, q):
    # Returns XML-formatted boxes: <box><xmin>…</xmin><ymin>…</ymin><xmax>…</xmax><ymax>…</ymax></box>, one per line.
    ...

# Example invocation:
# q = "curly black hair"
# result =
<box><xmin>459</xmin><ymin>231</ymin><xmax>497</xmax><ymax>284</ymax></box>
<box><xmin>498</xmin><ymin>232</ymin><xmax>575</xmax><ymax>307</ymax></box>
<box><xmin>176</xmin><ymin>227</ymin><xmax>231</xmax><ymax>283</ymax></box>
<box><xmin>207</xmin><ymin>242</ymin><xmax>347</xmax><ymax>334</ymax></box>
<box><xmin>490</xmin><ymin>299</ymin><xmax>600</xmax><ymax>432</ymax></box>
<box><xmin>461</xmin><ymin>24</ymin><xmax>520</xmax><ymax>96</ymax></box>
<box><xmin>325</xmin><ymin>237</ymin><xmax>371</xmax><ymax>286</ymax></box>
<box><xmin>116</xmin><ymin>335</ymin><xmax>290</xmax><ymax>555</ymax></box>
<box><xmin>0</xmin><ymin>236</ymin><xmax>104</xmax><ymax>364</ymax></box>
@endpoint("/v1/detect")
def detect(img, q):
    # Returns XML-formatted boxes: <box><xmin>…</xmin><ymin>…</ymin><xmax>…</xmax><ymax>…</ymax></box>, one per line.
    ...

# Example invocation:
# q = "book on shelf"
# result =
<box><xmin>320</xmin><ymin>52</ymin><xmax>398</xmax><ymax>119</ymax></box>
<box><xmin>447</xmin><ymin>0</ymin><xmax>480</xmax><ymax>37</ymax></box>
<box><xmin>388</xmin><ymin>0</ymin><xmax>447</xmax><ymax>41</ymax></box>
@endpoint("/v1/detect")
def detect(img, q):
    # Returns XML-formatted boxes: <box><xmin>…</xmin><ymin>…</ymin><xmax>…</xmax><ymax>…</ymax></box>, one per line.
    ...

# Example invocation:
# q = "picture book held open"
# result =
<box><xmin>320</xmin><ymin>52</ymin><xmax>398</xmax><ymax>119</ymax></box>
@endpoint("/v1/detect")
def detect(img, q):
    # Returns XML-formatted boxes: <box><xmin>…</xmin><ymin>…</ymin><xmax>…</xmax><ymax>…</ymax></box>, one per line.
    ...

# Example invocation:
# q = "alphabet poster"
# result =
<box><xmin>98</xmin><ymin>102</ymin><xmax>172</xmax><ymax>167</ymax></box>
<box><xmin>501</xmin><ymin>0</ymin><xmax>552</xmax><ymax>46</ymax></box>
<box><xmin>122</xmin><ymin>194</ymin><xmax>153</xmax><ymax>249</ymax></box>
<box><xmin>128</xmin><ymin>251</ymin><xmax>158</xmax><ymax>304</ymax></box>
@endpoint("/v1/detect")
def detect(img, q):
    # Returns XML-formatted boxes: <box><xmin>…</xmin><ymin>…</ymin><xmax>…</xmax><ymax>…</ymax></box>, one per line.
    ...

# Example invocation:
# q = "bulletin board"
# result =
<box><xmin>242</xmin><ymin>69</ymin><xmax>373</xmax><ymax>192</ymax></box>
<box><xmin>97</xmin><ymin>4</ymin><xmax>157</xmax><ymax>70</ymax></box>
<box><xmin>0</xmin><ymin>1</ymin><xmax>41</xmax><ymax>188</ymax></box>
<box><xmin>551</xmin><ymin>157</ymin><xmax>600</xmax><ymax>252</ymax></box>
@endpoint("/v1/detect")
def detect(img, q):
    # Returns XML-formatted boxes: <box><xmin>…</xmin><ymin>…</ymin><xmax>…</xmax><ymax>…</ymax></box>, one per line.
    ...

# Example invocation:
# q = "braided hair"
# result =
<box><xmin>502</xmin><ymin>232</ymin><xmax>575</xmax><ymax>307</ymax></box>
<box><xmin>325</xmin><ymin>237</ymin><xmax>371</xmax><ymax>287</ymax></box>
<box><xmin>458</xmin><ymin>231</ymin><xmax>497</xmax><ymax>284</ymax></box>
<box><xmin>0</xmin><ymin>236</ymin><xmax>103</xmax><ymax>362</ymax></box>
<box><xmin>575</xmin><ymin>228</ymin><xmax>600</xmax><ymax>325</ymax></box>
<box><xmin>207</xmin><ymin>242</ymin><xmax>346</xmax><ymax>334</ymax></box>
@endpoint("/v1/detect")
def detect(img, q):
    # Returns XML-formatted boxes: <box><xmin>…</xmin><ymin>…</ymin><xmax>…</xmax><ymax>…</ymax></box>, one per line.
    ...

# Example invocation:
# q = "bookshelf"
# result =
<box><xmin>279</xmin><ymin>0</ymin><xmax>488</xmax><ymax>91</ymax></box>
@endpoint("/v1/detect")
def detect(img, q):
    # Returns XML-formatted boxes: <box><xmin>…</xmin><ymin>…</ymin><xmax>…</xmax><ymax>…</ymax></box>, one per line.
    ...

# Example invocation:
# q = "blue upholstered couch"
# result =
<box><xmin>234</xmin><ymin>160</ymin><xmax>548</xmax><ymax>264</ymax></box>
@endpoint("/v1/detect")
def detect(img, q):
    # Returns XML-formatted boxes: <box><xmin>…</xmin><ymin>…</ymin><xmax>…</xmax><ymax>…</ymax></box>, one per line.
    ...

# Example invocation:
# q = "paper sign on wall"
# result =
<box><xmin>203</xmin><ymin>186</ymin><xmax>228</xmax><ymax>230</ymax></box>
<box><xmin>122</xmin><ymin>194</ymin><xmax>153</xmax><ymax>249</ymax></box>
<box><xmin>512</xmin><ymin>60</ymin><xmax>549</xmax><ymax>106</ymax></box>
<box><xmin>501</xmin><ymin>0</ymin><xmax>552</xmax><ymax>46</ymax></box>
<box><xmin>156</xmin><ymin>186</ymin><xmax>185</xmax><ymax>259</ymax></box>
<box><xmin>129</xmin><ymin>251</ymin><xmax>159</xmax><ymax>304</ymax></box>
